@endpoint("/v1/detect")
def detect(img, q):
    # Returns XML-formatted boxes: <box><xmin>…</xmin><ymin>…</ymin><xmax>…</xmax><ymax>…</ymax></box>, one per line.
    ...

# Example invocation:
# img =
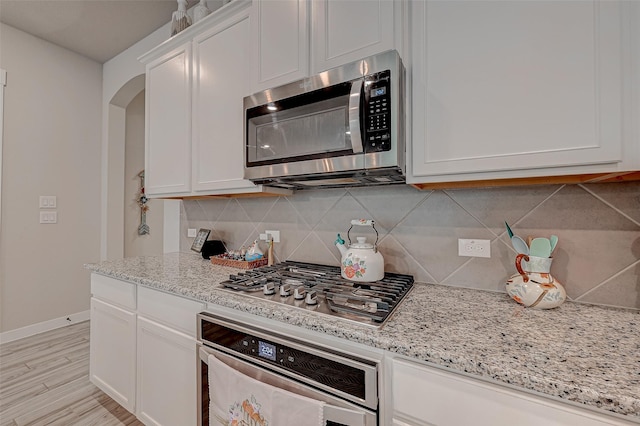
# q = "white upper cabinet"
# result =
<box><xmin>250</xmin><ymin>0</ymin><xmax>400</xmax><ymax>93</ymax></box>
<box><xmin>145</xmin><ymin>44</ymin><xmax>192</xmax><ymax>196</ymax></box>
<box><xmin>249</xmin><ymin>0</ymin><xmax>309</xmax><ymax>92</ymax></box>
<box><xmin>141</xmin><ymin>1</ymin><xmax>290</xmax><ymax>198</ymax></box>
<box><xmin>311</xmin><ymin>0</ymin><xmax>395</xmax><ymax>73</ymax></box>
<box><xmin>409</xmin><ymin>0</ymin><xmax>635</xmax><ymax>184</ymax></box>
<box><xmin>192</xmin><ymin>8</ymin><xmax>257</xmax><ymax>193</ymax></box>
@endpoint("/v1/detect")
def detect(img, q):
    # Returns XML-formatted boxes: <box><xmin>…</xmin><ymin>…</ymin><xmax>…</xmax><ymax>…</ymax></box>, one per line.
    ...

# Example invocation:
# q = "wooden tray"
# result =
<box><xmin>210</xmin><ymin>255</ymin><xmax>268</xmax><ymax>270</ymax></box>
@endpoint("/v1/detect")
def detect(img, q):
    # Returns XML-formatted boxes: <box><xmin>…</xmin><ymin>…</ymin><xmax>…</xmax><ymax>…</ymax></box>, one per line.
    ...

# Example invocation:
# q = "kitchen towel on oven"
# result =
<box><xmin>208</xmin><ymin>354</ymin><xmax>325</xmax><ymax>426</ymax></box>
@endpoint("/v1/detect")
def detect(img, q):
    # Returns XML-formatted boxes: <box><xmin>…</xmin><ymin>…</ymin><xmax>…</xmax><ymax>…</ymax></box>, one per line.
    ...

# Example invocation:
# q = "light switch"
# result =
<box><xmin>39</xmin><ymin>196</ymin><xmax>57</xmax><ymax>209</ymax></box>
<box><xmin>40</xmin><ymin>211</ymin><xmax>57</xmax><ymax>224</ymax></box>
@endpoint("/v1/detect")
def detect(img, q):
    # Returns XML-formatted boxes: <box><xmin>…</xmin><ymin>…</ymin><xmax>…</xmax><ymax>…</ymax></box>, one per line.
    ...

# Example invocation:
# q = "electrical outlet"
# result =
<box><xmin>458</xmin><ymin>239</ymin><xmax>490</xmax><ymax>258</ymax></box>
<box><xmin>188</xmin><ymin>228</ymin><xmax>197</xmax><ymax>238</ymax></box>
<box><xmin>265</xmin><ymin>230</ymin><xmax>280</xmax><ymax>243</ymax></box>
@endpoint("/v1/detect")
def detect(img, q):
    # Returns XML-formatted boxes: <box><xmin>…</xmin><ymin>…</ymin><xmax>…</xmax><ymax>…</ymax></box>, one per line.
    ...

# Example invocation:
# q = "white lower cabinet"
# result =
<box><xmin>90</xmin><ymin>273</ymin><xmax>204</xmax><ymax>425</ymax></box>
<box><xmin>391</xmin><ymin>358</ymin><xmax>635</xmax><ymax>426</ymax></box>
<box><xmin>136</xmin><ymin>317</ymin><xmax>197</xmax><ymax>426</ymax></box>
<box><xmin>89</xmin><ymin>297</ymin><xmax>136</xmax><ymax>413</ymax></box>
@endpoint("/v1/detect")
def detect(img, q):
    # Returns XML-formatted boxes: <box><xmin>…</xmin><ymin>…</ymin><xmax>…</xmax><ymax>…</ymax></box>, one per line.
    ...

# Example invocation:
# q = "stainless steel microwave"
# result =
<box><xmin>243</xmin><ymin>50</ymin><xmax>405</xmax><ymax>190</ymax></box>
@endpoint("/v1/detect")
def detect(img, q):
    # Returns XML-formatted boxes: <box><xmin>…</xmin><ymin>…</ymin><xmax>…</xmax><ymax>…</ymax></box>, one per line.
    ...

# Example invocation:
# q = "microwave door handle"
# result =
<box><xmin>348</xmin><ymin>79</ymin><xmax>364</xmax><ymax>153</ymax></box>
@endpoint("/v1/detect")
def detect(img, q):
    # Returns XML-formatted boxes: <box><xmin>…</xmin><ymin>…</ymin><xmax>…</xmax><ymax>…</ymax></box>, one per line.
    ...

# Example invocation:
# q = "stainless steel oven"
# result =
<box><xmin>197</xmin><ymin>312</ymin><xmax>378</xmax><ymax>426</ymax></box>
<box><xmin>243</xmin><ymin>50</ymin><xmax>405</xmax><ymax>190</ymax></box>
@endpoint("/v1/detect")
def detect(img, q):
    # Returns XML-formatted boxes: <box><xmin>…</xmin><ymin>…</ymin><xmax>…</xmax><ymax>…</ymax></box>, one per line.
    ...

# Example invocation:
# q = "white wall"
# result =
<box><xmin>124</xmin><ymin>91</ymin><xmax>164</xmax><ymax>257</ymax></box>
<box><xmin>100</xmin><ymin>2</ymin><xmax>228</xmax><ymax>260</ymax></box>
<box><xmin>0</xmin><ymin>24</ymin><xmax>102</xmax><ymax>333</ymax></box>
<box><xmin>101</xmin><ymin>20</ymin><xmax>175</xmax><ymax>261</ymax></box>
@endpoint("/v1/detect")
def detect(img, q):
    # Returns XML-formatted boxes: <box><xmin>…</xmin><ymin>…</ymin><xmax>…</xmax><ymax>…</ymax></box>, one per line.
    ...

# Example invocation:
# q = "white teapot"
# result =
<box><xmin>335</xmin><ymin>219</ymin><xmax>384</xmax><ymax>282</ymax></box>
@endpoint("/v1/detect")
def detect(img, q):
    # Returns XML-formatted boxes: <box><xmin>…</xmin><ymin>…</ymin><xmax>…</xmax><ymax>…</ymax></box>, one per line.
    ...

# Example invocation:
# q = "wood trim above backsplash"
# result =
<box><xmin>410</xmin><ymin>171</ymin><xmax>640</xmax><ymax>191</ymax></box>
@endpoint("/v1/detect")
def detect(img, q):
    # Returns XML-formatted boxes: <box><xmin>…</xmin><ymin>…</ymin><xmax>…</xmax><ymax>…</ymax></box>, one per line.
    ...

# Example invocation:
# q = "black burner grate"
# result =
<box><xmin>220</xmin><ymin>261</ymin><xmax>413</xmax><ymax>326</ymax></box>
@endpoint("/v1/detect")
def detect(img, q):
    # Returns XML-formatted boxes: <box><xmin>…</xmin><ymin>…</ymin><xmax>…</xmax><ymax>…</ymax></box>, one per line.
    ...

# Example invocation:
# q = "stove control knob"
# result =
<box><xmin>305</xmin><ymin>290</ymin><xmax>318</xmax><ymax>305</ymax></box>
<box><xmin>293</xmin><ymin>287</ymin><xmax>306</xmax><ymax>300</ymax></box>
<box><xmin>279</xmin><ymin>283</ymin><xmax>291</xmax><ymax>297</ymax></box>
<box><xmin>263</xmin><ymin>282</ymin><xmax>275</xmax><ymax>295</ymax></box>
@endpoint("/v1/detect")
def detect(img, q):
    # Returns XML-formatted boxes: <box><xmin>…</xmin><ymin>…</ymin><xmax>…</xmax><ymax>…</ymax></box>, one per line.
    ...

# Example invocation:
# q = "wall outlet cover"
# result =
<box><xmin>458</xmin><ymin>239</ymin><xmax>490</xmax><ymax>258</ymax></box>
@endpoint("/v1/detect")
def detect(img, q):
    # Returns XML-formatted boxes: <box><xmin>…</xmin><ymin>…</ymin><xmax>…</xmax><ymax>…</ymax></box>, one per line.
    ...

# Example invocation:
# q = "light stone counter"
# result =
<box><xmin>86</xmin><ymin>252</ymin><xmax>639</xmax><ymax>420</ymax></box>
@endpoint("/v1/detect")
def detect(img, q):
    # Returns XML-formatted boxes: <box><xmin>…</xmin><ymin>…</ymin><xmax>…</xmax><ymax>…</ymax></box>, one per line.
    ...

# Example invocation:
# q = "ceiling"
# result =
<box><xmin>0</xmin><ymin>0</ymin><xmax>202</xmax><ymax>63</ymax></box>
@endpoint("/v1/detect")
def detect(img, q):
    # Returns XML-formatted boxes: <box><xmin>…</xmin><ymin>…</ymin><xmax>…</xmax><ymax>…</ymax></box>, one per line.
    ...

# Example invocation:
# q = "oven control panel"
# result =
<box><xmin>200</xmin><ymin>317</ymin><xmax>367</xmax><ymax>400</ymax></box>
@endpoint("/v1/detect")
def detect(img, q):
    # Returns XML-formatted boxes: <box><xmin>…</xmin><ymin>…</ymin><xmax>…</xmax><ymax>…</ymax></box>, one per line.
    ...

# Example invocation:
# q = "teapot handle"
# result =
<box><xmin>347</xmin><ymin>219</ymin><xmax>379</xmax><ymax>251</ymax></box>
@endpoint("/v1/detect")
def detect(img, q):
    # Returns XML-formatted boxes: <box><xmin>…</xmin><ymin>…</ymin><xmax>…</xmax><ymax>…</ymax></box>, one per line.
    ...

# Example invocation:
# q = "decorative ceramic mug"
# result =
<box><xmin>505</xmin><ymin>254</ymin><xmax>566</xmax><ymax>309</ymax></box>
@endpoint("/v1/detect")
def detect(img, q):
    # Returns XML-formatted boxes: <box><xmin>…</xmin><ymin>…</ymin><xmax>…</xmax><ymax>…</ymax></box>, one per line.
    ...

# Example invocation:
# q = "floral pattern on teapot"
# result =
<box><xmin>342</xmin><ymin>253</ymin><xmax>367</xmax><ymax>279</ymax></box>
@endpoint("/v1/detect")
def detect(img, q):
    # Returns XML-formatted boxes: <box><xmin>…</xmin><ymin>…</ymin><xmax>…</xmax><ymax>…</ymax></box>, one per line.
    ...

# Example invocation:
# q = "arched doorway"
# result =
<box><xmin>106</xmin><ymin>75</ymin><xmax>165</xmax><ymax>259</ymax></box>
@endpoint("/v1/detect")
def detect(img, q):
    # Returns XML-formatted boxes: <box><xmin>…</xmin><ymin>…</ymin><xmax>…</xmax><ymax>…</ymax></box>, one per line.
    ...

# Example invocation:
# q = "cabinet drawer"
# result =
<box><xmin>137</xmin><ymin>286</ymin><xmax>204</xmax><ymax>337</ymax></box>
<box><xmin>90</xmin><ymin>273</ymin><xmax>136</xmax><ymax>310</ymax></box>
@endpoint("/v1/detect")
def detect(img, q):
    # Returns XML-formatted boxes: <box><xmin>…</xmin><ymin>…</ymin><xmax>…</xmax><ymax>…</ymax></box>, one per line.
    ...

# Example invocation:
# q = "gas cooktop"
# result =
<box><xmin>218</xmin><ymin>261</ymin><xmax>414</xmax><ymax>328</ymax></box>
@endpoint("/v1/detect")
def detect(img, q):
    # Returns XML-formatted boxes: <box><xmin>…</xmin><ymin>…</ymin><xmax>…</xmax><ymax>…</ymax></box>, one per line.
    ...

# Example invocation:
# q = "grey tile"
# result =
<box><xmin>236</xmin><ymin>196</ymin><xmax>280</xmax><ymax>224</ymax></box>
<box><xmin>287</xmin><ymin>231</ymin><xmax>341</xmax><ymax>266</ymax></box>
<box><xmin>349</xmin><ymin>185</ymin><xmax>428</xmax><ymax>233</ymax></box>
<box><xmin>446</xmin><ymin>185</ymin><xmax>560</xmax><ymax>237</ymax></box>
<box><xmin>286</xmin><ymin>188</ymin><xmax>346</xmax><ymax>229</ymax></box>
<box><xmin>517</xmin><ymin>185</ymin><xmax>639</xmax><ymax>231</ymax></box>
<box><xmin>315</xmin><ymin>192</ymin><xmax>380</xmax><ymax>252</ymax></box>
<box><xmin>257</xmin><ymin>197</ymin><xmax>312</xmax><ymax>261</ymax></box>
<box><xmin>182</xmin><ymin>199</ymin><xmax>225</xmax><ymax>222</ymax></box>
<box><xmin>575</xmin><ymin>262</ymin><xmax>640</xmax><ymax>310</ymax></box>
<box><xmin>443</xmin><ymin>239</ymin><xmax>516</xmax><ymax>292</ymax></box>
<box><xmin>391</xmin><ymin>191</ymin><xmax>495</xmax><ymax>282</ymax></box>
<box><xmin>377</xmin><ymin>235</ymin><xmax>436</xmax><ymax>284</ymax></box>
<box><xmin>180</xmin><ymin>182</ymin><xmax>640</xmax><ymax>311</ymax></box>
<box><xmin>179</xmin><ymin>202</ymin><xmax>191</xmax><ymax>252</ymax></box>
<box><xmin>545</xmin><ymin>230</ymin><xmax>640</xmax><ymax>300</ymax></box>
<box><xmin>582</xmin><ymin>182</ymin><xmax>640</xmax><ymax>225</ymax></box>
<box><xmin>213</xmin><ymin>199</ymin><xmax>259</xmax><ymax>251</ymax></box>
<box><xmin>516</xmin><ymin>185</ymin><xmax>640</xmax><ymax>300</ymax></box>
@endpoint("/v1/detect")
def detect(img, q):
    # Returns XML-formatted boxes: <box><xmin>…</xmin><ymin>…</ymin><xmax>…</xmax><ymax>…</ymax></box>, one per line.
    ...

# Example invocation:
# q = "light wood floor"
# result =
<box><xmin>0</xmin><ymin>321</ymin><xmax>143</xmax><ymax>426</ymax></box>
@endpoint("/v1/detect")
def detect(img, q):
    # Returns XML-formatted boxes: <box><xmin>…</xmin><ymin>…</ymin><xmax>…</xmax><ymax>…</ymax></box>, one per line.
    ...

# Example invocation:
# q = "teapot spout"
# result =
<box><xmin>334</xmin><ymin>233</ymin><xmax>347</xmax><ymax>256</ymax></box>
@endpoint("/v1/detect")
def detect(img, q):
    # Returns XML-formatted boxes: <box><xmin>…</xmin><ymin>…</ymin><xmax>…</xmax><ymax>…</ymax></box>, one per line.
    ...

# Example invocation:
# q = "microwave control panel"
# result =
<box><xmin>363</xmin><ymin>70</ymin><xmax>391</xmax><ymax>152</ymax></box>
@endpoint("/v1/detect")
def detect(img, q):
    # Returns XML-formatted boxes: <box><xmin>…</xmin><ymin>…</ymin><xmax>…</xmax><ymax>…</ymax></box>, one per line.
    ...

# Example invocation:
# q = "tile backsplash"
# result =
<box><xmin>181</xmin><ymin>182</ymin><xmax>640</xmax><ymax>310</ymax></box>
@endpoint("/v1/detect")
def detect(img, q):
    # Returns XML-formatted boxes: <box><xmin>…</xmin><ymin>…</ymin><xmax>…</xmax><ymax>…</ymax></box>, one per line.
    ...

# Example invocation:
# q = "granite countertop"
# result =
<box><xmin>86</xmin><ymin>253</ymin><xmax>640</xmax><ymax>420</ymax></box>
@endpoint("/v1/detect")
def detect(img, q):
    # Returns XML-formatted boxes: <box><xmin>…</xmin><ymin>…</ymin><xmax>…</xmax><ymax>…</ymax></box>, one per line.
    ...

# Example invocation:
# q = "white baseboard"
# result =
<box><xmin>0</xmin><ymin>310</ymin><xmax>90</xmax><ymax>344</ymax></box>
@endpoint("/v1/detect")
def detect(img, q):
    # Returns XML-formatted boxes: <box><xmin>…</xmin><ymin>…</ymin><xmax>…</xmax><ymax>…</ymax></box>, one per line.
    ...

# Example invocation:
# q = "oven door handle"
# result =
<box><xmin>348</xmin><ymin>79</ymin><xmax>364</xmax><ymax>154</ymax></box>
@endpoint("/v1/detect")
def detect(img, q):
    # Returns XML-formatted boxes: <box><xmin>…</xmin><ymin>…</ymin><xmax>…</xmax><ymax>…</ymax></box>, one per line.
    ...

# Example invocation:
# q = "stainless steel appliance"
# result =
<box><xmin>243</xmin><ymin>50</ymin><xmax>405</xmax><ymax>190</ymax></box>
<box><xmin>197</xmin><ymin>313</ymin><xmax>379</xmax><ymax>426</ymax></box>
<box><xmin>218</xmin><ymin>261</ymin><xmax>414</xmax><ymax>328</ymax></box>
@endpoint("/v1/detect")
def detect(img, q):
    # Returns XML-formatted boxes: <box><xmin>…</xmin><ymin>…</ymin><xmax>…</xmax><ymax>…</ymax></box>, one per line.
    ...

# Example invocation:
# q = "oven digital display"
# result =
<box><xmin>258</xmin><ymin>340</ymin><xmax>277</xmax><ymax>361</ymax></box>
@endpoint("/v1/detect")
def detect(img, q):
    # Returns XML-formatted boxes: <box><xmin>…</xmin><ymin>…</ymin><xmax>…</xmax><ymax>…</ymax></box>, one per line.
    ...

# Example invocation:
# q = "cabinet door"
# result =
<box><xmin>311</xmin><ymin>0</ymin><xmax>395</xmax><ymax>73</ymax></box>
<box><xmin>392</xmin><ymin>359</ymin><xmax>634</xmax><ymax>426</ymax></box>
<box><xmin>410</xmin><ymin>1</ymin><xmax>624</xmax><ymax>182</ymax></box>
<box><xmin>250</xmin><ymin>0</ymin><xmax>309</xmax><ymax>92</ymax></box>
<box><xmin>192</xmin><ymin>10</ymin><xmax>257</xmax><ymax>193</ymax></box>
<box><xmin>89</xmin><ymin>297</ymin><xmax>136</xmax><ymax>413</ymax></box>
<box><xmin>136</xmin><ymin>317</ymin><xmax>197</xmax><ymax>426</ymax></box>
<box><xmin>145</xmin><ymin>44</ymin><xmax>192</xmax><ymax>196</ymax></box>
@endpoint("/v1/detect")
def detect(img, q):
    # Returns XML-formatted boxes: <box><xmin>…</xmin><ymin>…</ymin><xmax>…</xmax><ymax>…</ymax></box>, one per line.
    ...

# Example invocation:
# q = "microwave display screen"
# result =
<box><xmin>371</xmin><ymin>87</ymin><xmax>386</xmax><ymax>98</ymax></box>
